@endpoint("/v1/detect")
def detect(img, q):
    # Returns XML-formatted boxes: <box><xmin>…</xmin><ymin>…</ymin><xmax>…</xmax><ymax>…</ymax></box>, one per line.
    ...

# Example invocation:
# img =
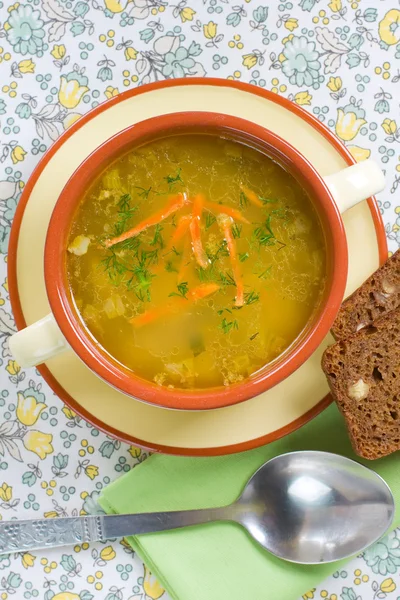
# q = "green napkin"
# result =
<box><xmin>99</xmin><ymin>404</ymin><xmax>400</xmax><ymax>600</ymax></box>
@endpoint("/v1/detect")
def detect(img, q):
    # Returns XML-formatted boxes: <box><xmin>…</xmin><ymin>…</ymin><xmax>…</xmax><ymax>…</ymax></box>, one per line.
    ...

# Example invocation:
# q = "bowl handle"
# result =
<box><xmin>9</xmin><ymin>313</ymin><xmax>69</xmax><ymax>368</ymax></box>
<box><xmin>322</xmin><ymin>158</ymin><xmax>385</xmax><ymax>214</ymax></box>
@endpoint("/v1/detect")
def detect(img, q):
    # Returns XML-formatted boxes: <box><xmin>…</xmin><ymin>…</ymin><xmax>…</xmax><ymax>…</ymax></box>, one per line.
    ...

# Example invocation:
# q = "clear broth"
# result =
<box><xmin>67</xmin><ymin>134</ymin><xmax>326</xmax><ymax>389</ymax></box>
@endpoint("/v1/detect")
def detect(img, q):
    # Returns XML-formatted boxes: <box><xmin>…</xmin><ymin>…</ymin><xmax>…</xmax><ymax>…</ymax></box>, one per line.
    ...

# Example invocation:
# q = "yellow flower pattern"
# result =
<box><xmin>51</xmin><ymin>45</ymin><xmax>66</xmax><ymax>60</ymax></box>
<box><xmin>335</xmin><ymin>108</ymin><xmax>367</xmax><ymax>142</ymax></box>
<box><xmin>58</xmin><ymin>75</ymin><xmax>89</xmax><ymax>109</ymax></box>
<box><xmin>0</xmin><ymin>482</ymin><xmax>12</xmax><ymax>502</ymax></box>
<box><xmin>203</xmin><ymin>21</ymin><xmax>217</xmax><ymax>40</ymax></box>
<box><xmin>0</xmin><ymin>1</ymin><xmax>399</xmax><ymax>598</ymax></box>
<box><xmin>381</xmin><ymin>578</ymin><xmax>397</xmax><ymax>593</ymax></box>
<box><xmin>16</xmin><ymin>392</ymin><xmax>46</xmax><ymax>426</ymax></box>
<box><xmin>21</xmin><ymin>553</ymin><xmax>36</xmax><ymax>569</ymax></box>
<box><xmin>294</xmin><ymin>91</ymin><xmax>312</xmax><ymax>105</ymax></box>
<box><xmin>18</xmin><ymin>59</ymin><xmax>35</xmax><ymax>74</ymax></box>
<box><xmin>327</xmin><ymin>77</ymin><xmax>342</xmax><ymax>92</ymax></box>
<box><xmin>379</xmin><ymin>10</ymin><xmax>400</xmax><ymax>47</ymax></box>
<box><xmin>144</xmin><ymin>565</ymin><xmax>166</xmax><ymax>599</ymax></box>
<box><xmin>23</xmin><ymin>430</ymin><xmax>54</xmax><ymax>459</ymax></box>
<box><xmin>11</xmin><ymin>145</ymin><xmax>26</xmax><ymax>164</ymax></box>
<box><xmin>100</xmin><ymin>546</ymin><xmax>116</xmax><ymax>561</ymax></box>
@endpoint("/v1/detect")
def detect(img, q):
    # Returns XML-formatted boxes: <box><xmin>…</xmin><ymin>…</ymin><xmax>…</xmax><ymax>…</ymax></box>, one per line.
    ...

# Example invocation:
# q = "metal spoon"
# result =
<box><xmin>0</xmin><ymin>451</ymin><xmax>394</xmax><ymax>564</ymax></box>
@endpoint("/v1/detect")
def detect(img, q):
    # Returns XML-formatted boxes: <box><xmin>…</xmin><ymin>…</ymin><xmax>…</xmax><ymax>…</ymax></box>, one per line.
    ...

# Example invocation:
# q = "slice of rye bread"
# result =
<box><xmin>331</xmin><ymin>249</ymin><xmax>400</xmax><ymax>340</ymax></box>
<box><xmin>322</xmin><ymin>307</ymin><xmax>400</xmax><ymax>460</ymax></box>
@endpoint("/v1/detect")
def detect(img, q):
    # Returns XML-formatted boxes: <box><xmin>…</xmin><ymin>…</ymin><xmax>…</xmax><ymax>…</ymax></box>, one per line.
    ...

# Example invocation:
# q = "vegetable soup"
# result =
<box><xmin>67</xmin><ymin>134</ymin><xmax>326</xmax><ymax>389</ymax></box>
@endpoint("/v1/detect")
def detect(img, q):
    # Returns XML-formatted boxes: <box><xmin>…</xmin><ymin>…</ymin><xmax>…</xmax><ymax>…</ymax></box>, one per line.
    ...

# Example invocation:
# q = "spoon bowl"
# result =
<box><xmin>236</xmin><ymin>451</ymin><xmax>395</xmax><ymax>563</ymax></box>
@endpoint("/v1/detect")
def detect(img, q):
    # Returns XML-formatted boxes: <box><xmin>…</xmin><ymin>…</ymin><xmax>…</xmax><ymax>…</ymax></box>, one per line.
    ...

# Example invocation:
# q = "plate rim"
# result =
<box><xmin>7</xmin><ymin>78</ymin><xmax>388</xmax><ymax>456</ymax></box>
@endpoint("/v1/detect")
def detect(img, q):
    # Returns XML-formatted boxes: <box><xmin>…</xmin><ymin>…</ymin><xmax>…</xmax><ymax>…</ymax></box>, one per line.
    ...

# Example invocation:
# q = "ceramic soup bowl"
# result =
<box><xmin>9</xmin><ymin>112</ymin><xmax>385</xmax><ymax>410</ymax></box>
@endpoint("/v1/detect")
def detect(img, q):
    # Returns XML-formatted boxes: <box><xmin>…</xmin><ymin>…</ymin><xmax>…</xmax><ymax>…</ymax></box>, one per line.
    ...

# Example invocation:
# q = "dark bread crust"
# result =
<box><xmin>322</xmin><ymin>308</ymin><xmax>400</xmax><ymax>460</ymax></box>
<box><xmin>331</xmin><ymin>249</ymin><xmax>400</xmax><ymax>340</ymax></box>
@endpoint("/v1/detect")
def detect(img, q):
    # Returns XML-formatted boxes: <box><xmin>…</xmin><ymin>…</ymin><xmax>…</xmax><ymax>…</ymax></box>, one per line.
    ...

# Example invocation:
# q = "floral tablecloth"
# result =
<box><xmin>0</xmin><ymin>0</ymin><xmax>400</xmax><ymax>599</ymax></box>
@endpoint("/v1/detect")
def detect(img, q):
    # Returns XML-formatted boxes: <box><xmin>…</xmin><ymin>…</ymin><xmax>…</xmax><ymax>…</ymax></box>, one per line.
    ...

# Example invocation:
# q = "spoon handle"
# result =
<box><xmin>0</xmin><ymin>507</ymin><xmax>233</xmax><ymax>554</ymax></box>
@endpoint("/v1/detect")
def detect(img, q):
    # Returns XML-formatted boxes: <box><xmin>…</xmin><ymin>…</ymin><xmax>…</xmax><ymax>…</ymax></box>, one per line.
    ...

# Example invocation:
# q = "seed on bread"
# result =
<box><xmin>347</xmin><ymin>379</ymin><xmax>370</xmax><ymax>401</ymax></box>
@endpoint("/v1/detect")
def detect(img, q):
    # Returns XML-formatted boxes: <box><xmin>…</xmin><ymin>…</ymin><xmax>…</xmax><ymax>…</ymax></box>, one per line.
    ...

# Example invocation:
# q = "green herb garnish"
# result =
<box><xmin>209</xmin><ymin>240</ymin><xmax>229</xmax><ymax>264</ymax></box>
<box><xmin>220</xmin><ymin>318</ymin><xmax>239</xmax><ymax>334</ymax></box>
<box><xmin>260</xmin><ymin>196</ymin><xmax>278</xmax><ymax>204</ymax></box>
<box><xmin>232</xmin><ymin>223</ymin><xmax>242</xmax><ymax>239</ymax></box>
<box><xmin>239</xmin><ymin>191</ymin><xmax>248</xmax><ymax>208</ymax></box>
<box><xmin>164</xmin><ymin>168</ymin><xmax>184</xmax><ymax>189</ymax></box>
<box><xmin>138</xmin><ymin>249</ymin><xmax>159</xmax><ymax>267</ymax></box>
<box><xmin>135</xmin><ymin>186</ymin><xmax>152</xmax><ymax>200</ymax></box>
<box><xmin>169</xmin><ymin>281</ymin><xmax>189</xmax><ymax>299</ymax></box>
<box><xmin>149</xmin><ymin>223</ymin><xmax>164</xmax><ymax>248</ymax></box>
<box><xmin>250</xmin><ymin>332</ymin><xmax>259</xmax><ymax>341</ymax></box>
<box><xmin>113</xmin><ymin>194</ymin><xmax>138</xmax><ymax>236</ymax></box>
<box><xmin>258</xmin><ymin>266</ymin><xmax>272</xmax><ymax>280</ymax></box>
<box><xmin>245</xmin><ymin>290</ymin><xmax>260</xmax><ymax>305</ymax></box>
<box><xmin>118</xmin><ymin>193</ymin><xmax>131</xmax><ymax>211</ymax></box>
<box><xmin>219</xmin><ymin>272</ymin><xmax>236</xmax><ymax>287</ymax></box>
<box><xmin>253</xmin><ymin>227</ymin><xmax>275</xmax><ymax>247</ymax></box>
<box><xmin>205</xmin><ymin>212</ymin><xmax>216</xmax><ymax>230</ymax></box>
<box><xmin>101</xmin><ymin>250</ymin><xmax>127</xmax><ymax>282</ymax></box>
<box><xmin>264</xmin><ymin>215</ymin><xmax>274</xmax><ymax>238</ymax></box>
<box><xmin>165</xmin><ymin>260</ymin><xmax>177</xmax><ymax>273</ymax></box>
<box><xmin>197</xmin><ymin>266</ymin><xmax>216</xmax><ymax>283</ymax></box>
<box><xmin>239</xmin><ymin>252</ymin><xmax>249</xmax><ymax>262</ymax></box>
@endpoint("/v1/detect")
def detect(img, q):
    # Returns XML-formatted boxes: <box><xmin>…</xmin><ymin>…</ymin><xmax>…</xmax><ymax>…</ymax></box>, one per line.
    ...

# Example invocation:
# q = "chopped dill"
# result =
<box><xmin>239</xmin><ymin>252</ymin><xmax>249</xmax><ymax>262</ymax></box>
<box><xmin>128</xmin><ymin>264</ymin><xmax>154</xmax><ymax>302</ymax></box>
<box><xmin>220</xmin><ymin>318</ymin><xmax>239</xmax><ymax>334</ymax></box>
<box><xmin>113</xmin><ymin>194</ymin><xmax>138</xmax><ymax>236</ymax></box>
<box><xmin>232</xmin><ymin>223</ymin><xmax>242</xmax><ymax>239</ymax></box>
<box><xmin>117</xmin><ymin>193</ymin><xmax>131</xmax><ymax>211</ymax></box>
<box><xmin>134</xmin><ymin>248</ymin><xmax>159</xmax><ymax>270</ymax></box>
<box><xmin>239</xmin><ymin>191</ymin><xmax>248</xmax><ymax>208</ymax></box>
<box><xmin>169</xmin><ymin>281</ymin><xmax>189</xmax><ymax>299</ymax></box>
<box><xmin>149</xmin><ymin>223</ymin><xmax>164</xmax><ymax>248</ymax></box>
<box><xmin>219</xmin><ymin>272</ymin><xmax>236</xmax><ymax>287</ymax></box>
<box><xmin>250</xmin><ymin>332</ymin><xmax>259</xmax><ymax>341</ymax></box>
<box><xmin>197</xmin><ymin>266</ymin><xmax>216</xmax><ymax>282</ymax></box>
<box><xmin>165</xmin><ymin>260</ymin><xmax>178</xmax><ymax>273</ymax></box>
<box><xmin>164</xmin><ymin>168</ymin><xmax>183</xmax><ymax>189</ymax></box>
<box><xmin>260</xmin><ymin>196</ymin><xmax>278</xmax><ymax>204</ymax></box>
<box><xmin>101</xmin><ymin>251</ymin><xmax>127</xmax><ymax>282</ymax></box>
<box><xmin>264</xmin><ymin>215</ymin><xmax>274</xmax><ymax>238</ymax></box>
<box><xmin>208</xmin><ymin>240</ymin><xmax>229</xmax><ymax>264</ymax></box>
<box><xmin>205</xmin><ymin>212</ymin><xmax>216</xmax><ymax>230</ymax></box>
<box><xmin>135</xmin><ymin>186</ymin><xmax>152</xmax><ymax>199</ymax></box>
<box><xmin>245</xmin><ymin>290</ymin><xmax>260</xmax><ymax>305</ymax></box>
<box><xmin>253</xmin><ymin>227</ymin><xmax>275</xmax><ymax>247</ymax></box>
<box><xmin>258</xmin><ymin>266</ymin><xmax>272</xmax><ymax>280</ymax></box>
<box><xmin>113</xmin><ymin>236</ymin><xmax>140</xmax><ymax>252</ymax></box>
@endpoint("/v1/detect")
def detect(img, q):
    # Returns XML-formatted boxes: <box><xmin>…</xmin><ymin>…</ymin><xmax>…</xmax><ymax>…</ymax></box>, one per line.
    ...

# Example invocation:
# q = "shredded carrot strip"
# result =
<box><xmin>105</xmin><ymin>193</ymin><xmax>189</xmax><ymax>248</ymax></box>
<box><xmin>187</xmin><ymin>282</ymin><xmax>220</xmax><ymax>301</ymax></box>
<box><xmin>165</xmin><ymin>214</ymin><xmax>192</xmax><ymax>252</ymax></box>
<box><xmin>203</xmin><ymin>200</ymin><xmax>249</xmax><ymax>224</ymax></box>
<box><xmin>189</xmin><ymin>194</ymin><xmax>209</xmax><ymax>269</ymax></box>
<box><xmin>240</xmin><ymin>185</ymin><xmax>263</xmax><ymax>208</ymax></box>
<box><xmin>130</xmin><ymin>283</ymin><xmax>220</xmax><ymax>328</ymax></box>
<box><xmin>218</xmin><ymin>214</ymin><xmax>244</xmax><ymax>307</ymax></box>
<box><xmin>177</xmin><ymin>237</ymin><xmax>191</xmax><ymax>284</ymax></box>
